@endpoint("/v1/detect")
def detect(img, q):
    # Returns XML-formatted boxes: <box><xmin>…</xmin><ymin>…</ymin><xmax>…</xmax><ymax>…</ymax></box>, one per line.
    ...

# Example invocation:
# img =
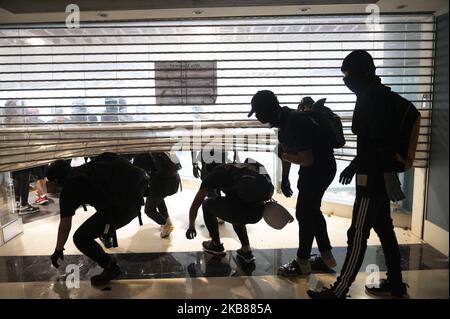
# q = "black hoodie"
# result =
<box><xmin>351</xmin><ymin>76</ymin><xmax>396</xmax><ymax>193</ymax></box>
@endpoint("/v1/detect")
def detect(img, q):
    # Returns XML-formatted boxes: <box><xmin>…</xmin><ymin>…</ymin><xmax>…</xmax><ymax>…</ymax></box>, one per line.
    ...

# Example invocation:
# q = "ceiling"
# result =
<box><xmin>0</xmin><ymin>0</ymin><xmax>377</xmax><ymax>14</ymax></box>
<box><xmin>0</xmin><ymin>0</ymin><xmax>448</xmax><ymax>24</ymax></box>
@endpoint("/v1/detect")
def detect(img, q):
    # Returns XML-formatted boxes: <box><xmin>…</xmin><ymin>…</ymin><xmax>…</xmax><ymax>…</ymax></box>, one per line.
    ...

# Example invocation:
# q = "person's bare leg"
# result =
<box><xmin>35</xmin><ymin>179</ymin><xmax>46</xmax><ymax>197</ymax></box>
<box><xmin>34</xmin><ymin>179</ymin><xmax>49</xmax><ymax>205</ymax></box>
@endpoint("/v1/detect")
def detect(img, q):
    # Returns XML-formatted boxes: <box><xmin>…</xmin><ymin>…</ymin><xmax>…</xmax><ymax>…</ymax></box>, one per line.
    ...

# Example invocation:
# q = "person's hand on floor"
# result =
<box><xmin>51</xmin><ymin>248</ymin><xmax>64</xmax><ymax>268</ymax></box>
<box><xmin>186</xmin><ymin>226</ymin><xmax>197</xmax><ymax>240</ymax></box>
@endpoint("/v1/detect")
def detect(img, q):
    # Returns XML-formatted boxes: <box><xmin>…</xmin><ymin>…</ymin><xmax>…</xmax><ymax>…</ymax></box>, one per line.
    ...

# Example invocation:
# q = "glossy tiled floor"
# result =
<box><xmin>0</xmin><ymin>187</ymin><xmax>448</xmax><ymax>299</ymax></box>
<box><xmin>0</xmin><ymin>270</ymin><xmax>447</xmax><ymax>299</ymax></box>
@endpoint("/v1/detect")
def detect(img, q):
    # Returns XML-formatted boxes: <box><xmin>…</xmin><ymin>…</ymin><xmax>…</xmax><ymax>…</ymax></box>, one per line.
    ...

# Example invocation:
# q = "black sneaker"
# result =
<box><xmin>307</xmin><ymin>287</ymin><xmax>345</xmax><ymax>299</ymax></box>
<box><xmin>365</xmin><ymin>279</ymin><xmax>408</xmax><ymax>298</ymax></box>
<box><xmin>236</xmin><ymin>248</ymin><xmax>255</xmax><ymax>263</ymax></box>
<box><xmin>310</xmin><ymin>255</ymin><xmax>336</xmax><ymax>273</ymax></box>
<box><xmin>277</xmin><ymin>259</ymin><xmax>310</xmax><ymax>277</ymax></box>
<box><xmin>235</xmin><ymin>257</ymin><xmax>256</xmax><ymax>276</ymax></box>
<box><xmin>202</xmin><ymin>240</ymin><xmax>226</xmax><ymax>256</ymax></box>
<box><xmin>18</xmin><ymin>204</ymin><xmax>39</xmax><ymax>215</ymax></box>
<box><xmin>90</xmin><ymin>262</ymin><xmax>122</xmax><ymax>286</ymax></box>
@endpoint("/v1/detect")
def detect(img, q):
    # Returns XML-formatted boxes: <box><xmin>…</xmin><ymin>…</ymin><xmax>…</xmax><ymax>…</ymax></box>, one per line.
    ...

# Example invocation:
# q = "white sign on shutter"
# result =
<box><xmin>155</xmin><ymin>61</ymin><xmax>217</xmax><ymax>105</ymax></box>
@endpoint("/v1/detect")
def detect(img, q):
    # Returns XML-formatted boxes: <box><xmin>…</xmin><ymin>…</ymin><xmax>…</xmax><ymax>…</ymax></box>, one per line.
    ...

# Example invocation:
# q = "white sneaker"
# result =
<box><xmin>160</xmin><ymin>219</ymin><xmax>174</xmax><ymax>238</ymax></box>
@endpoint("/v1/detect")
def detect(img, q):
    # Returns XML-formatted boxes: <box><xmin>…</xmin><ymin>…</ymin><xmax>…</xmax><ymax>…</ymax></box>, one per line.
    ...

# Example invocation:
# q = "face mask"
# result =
<box><xmin>343</xmin><ymin>74</ymin><xmax>373</xmax><ymax>95</ymax></box>
<box><xmin>255</xmin><ymin>107</ymin><xmax>278</xmax><ymax>127</ymax></box>
<box><xmin>255</xmin><ymin>112</ymin><xmax>269</xmax><ymax>124</ymax></box>
<box><xmin>343</xmin><ymin>75</ymin><xmax>360</xmax><ymax>93</ymax></box>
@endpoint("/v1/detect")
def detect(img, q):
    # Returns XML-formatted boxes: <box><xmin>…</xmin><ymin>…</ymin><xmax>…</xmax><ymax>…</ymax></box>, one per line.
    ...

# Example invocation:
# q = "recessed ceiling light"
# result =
<box><xmin>97</xmin><ymin>13</ymin><xmax>108</xmax><ymax>18</ymax></box>
<box><xmin>27</xmin><ymin>38</ymin><xmax>46</xmax><ymax>46</ymax></box>
<box><xmin>193</xmin><ymin>10</ymin><xmax>203</xmax><ymax>15</ymax></box>
<box><xmin>396</xmin><ymin>5</ymin><xmax>407</xmax><ymax>9</ymax></box>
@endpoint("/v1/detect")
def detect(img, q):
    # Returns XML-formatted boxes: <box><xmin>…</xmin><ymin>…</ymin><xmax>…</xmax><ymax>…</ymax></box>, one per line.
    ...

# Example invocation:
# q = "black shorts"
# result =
<box><xmin>31</xmin><ymin>165</ymin><xmax>47</xmax><ymax>180</ymax></box>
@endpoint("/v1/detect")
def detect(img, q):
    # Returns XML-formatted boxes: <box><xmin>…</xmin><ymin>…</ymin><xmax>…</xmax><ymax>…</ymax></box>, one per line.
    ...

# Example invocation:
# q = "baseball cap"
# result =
<box><xmin>248</xmin><ymin>90</ymin><xmax>279</xmax><ymax>118</ymax></box>
<box><xmin>263</xmin><ymin>201</ymin><xmax>294</xmax><ymax>230</ymax></box>
<box><xmin>299</xmin><ymin>96</ymin><xmax>315</xmax><ymax>107</ymax></box>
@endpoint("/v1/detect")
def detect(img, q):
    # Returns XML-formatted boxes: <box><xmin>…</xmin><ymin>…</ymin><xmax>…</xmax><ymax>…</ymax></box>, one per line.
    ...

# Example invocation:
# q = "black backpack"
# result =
<box><xmin>83</xmin><ymin>152</ymin><xmax>149</xmax><ymax>212</ymax></box>
<box><xmin>388</xmin><ymin>92</ymin><xmax>421</xmax><ymax>172</ymax></box>
<box><xmin>311</xmin><ymin>98</ymin><xmax>346</xmax><ymax>149</ymax></box>
<box><xmin>231</xmin><ymin>159</ymin><xmax>274</xmax><ymax>203</ymax></box>
<box><xmin>73</xmin><ymin>153</ymin><xmax>149</xmax><ymax>247</ymax></box>
<box><xmin>152</xmin><ymin>152</ymin><xmax>182</xmax><ymax>176</ymax></box>
<box><xmin>134</xmin><ymin>152</ymin><xmax>181</xmax><ymax>176</ymax></box>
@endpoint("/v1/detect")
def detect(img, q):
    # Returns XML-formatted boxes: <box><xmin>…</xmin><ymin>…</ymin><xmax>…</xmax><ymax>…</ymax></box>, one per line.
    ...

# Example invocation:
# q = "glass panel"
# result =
<box><xmin>0</xmin><ymin>172</ymin><xmax>17</xmax><ymax>228</ymax></box>
<box><xmin>0</xmin><ymin>14</ymin><xmax>435</xmax><ymax>210</ymax></box>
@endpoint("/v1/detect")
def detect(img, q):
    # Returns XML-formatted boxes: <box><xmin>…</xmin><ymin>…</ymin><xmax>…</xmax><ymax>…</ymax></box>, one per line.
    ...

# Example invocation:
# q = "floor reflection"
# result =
<box><xmin>0</xmin><ymin>243</ymin><xmax>447</xmax><ymax>283</ymax></box>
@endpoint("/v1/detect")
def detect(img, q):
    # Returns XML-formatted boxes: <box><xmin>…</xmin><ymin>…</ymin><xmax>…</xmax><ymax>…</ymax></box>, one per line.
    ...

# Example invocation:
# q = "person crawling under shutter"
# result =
<box><xmin>46</xmin><ymin>152</ymin><xmax>149</xmax><ymax>286</ymax></box>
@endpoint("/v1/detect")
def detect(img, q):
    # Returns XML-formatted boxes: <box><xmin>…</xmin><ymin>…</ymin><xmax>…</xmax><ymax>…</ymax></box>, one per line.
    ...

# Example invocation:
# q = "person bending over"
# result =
<box><xmin>47</xmin><ymin>153</ymin><xmax>149</xmax><ymax>286</ymax></box>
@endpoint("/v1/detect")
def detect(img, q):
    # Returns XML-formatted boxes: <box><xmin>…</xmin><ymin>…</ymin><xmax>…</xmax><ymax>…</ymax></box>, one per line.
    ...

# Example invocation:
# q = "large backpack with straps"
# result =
<box><xmin>231</xmin><ymin>159</ymin><xmax>274</xmax><ymax>203</ymax></box>
<box><xmin>84</xmin><ymin>152</ymin><xmax>149</xmax><ymax>212</ymax></box>
<box><xmin>152</xmin><ymin>152</ymin><xmax>182</xmax><ymax>176</ymax></box>
<box><xmin>388</xmin><ymin>92</ymin><xmax>421</xmax><ymax>172</ymax></box>
<box><xmin>311</xmin><ymin>98</ymin><xmax>346</xmax><ymax>149</ymax></box>
<box><xmin>133</xmin><ymin>152</ymin><xmax>181</xmax><ymax>176</ymax></box>
<box><xmin>134</xmin><ymin>152</ymin><xmax>182</xmax><ymax>195</ymax></box>
<box><xmin>74</xmin><ymin>153</ymin><xmax>149</xmax><ymax>248</ymax></box>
